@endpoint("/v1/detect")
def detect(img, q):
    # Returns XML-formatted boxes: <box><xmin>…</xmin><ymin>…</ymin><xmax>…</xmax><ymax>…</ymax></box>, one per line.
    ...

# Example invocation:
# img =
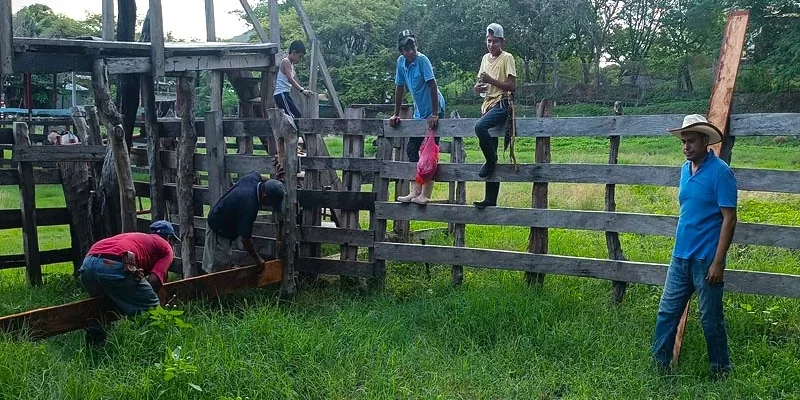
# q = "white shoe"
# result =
<box><xmin>411</xmin><ymin>180</ymin><xmax>434</xmax><ymax>205</ymax></box>
<box><xmin>397</xmin><ymin>182</ymin><xmax>421</xmax><ymax>202</ymax></box>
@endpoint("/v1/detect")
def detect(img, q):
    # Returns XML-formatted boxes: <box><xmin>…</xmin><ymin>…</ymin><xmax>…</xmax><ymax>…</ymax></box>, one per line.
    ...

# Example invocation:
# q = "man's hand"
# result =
<box><xmin>706</xmin><ymin>261</ymin><xmax>725</xmax><ymax>285</ymax></box>
<box><xmin>302</xmin><ymin>89</ymin><xmax>314</xmax><ymax>96</ymax></box>
<box><xmin>479</xmin><ymin>72</ymin><xmax>495</xmax><ymax>85</ymax></box>
<box><xmin>389</xmin><ymin>115</ymin><xmax>401</xmax><ymax>128</ymax></box>
<box><xmin>427</xmin><ymin>114</ymin><xmax>439</xmax><ymax>129</ymax></box>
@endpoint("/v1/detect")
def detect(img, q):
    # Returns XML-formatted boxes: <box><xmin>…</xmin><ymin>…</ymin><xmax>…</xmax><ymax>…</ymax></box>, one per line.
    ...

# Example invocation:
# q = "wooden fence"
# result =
<box><xmin>3</xmin><ymin>112</ymin><xmax>800</xmax><ymax>302</ymax></box>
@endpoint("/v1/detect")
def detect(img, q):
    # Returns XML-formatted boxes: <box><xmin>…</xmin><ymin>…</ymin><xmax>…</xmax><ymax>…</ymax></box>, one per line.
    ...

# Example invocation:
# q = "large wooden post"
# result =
<box><xmin>92</xmin><ymin>60</ymin><xmax>137</xmax><ymax>233</ymax></box>
<box><xmin>204</xmin><ymin>110</ymin><xmax>227</xmax><ymax>206</ymax></box>
<box><xmin>340</xmin><ymin>108</ymin><xmax>365</xmax><ymax>287</ymax></box>
<box><xmin>148</xmin><ymin>0</ymin><xmax>165</xmax><ymax>77</ymax></box>
<box><xmin>526</xmin><ymin>99</ymin><xmax>551</xmax><ymax>286</ymax></box>
<box><xmin>14</xmin><ymin>122</ymin><xmax>42</xmax><ymax>286</ymax></box>
<box><xmin>102</xmin><ymin>0</ymin><xmax>115</xmax><ymax>41</ymax></box>
<box><xmin>0</xmin><ymin>0</ymin><xmax>12</xmax><ymax>79</ymax></box>
<box><xmin>607</xmin><ymin>134</ymin><xmax>627</xmax><ymax>303</ymax></box>
<box><xmin>368</xmin><ymin>128</ymin><xmax>392</xmax><ymax>289</ymax></box>
<box><xmin>269</xmin><ymin>0</ymin><xmax>280</xmax><ymax>44</ymax></box>
<box><xmin>391</xmin><ymin>107</ymin><xmax>414</xmax><ymax>241</ymax></box>
<box><xmin>178</xmin><ymin>76</ymin><xmax>198</xmax><ymax>278</ymax></box>
<box><xmin>141</xmin><ymin>75</ymin><xmax>165</xmax><ymax>221</ymax></box>
<box><xmin>64</xmin><ymin>108</ymin><xmax>98</xmax><ymax>273</ymax></box>
<box><xmin>450</xmin><ymin>137</ymin><xmax>466</xmax><ymax>286</ymax></box>
<box><xmin>267</xmin><ymin>108</ymin><xmax>298</xmax><ymax>298</ymax></box>
<box><xmin>204</xmin><ymin>0</ymin><xmax>217</xmax><ymax>42</ymax></box>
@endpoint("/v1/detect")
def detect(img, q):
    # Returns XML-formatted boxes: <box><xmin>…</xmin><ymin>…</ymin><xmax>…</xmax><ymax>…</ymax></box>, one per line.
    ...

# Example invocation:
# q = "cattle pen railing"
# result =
<box><xmin>4</xmin><ymin>112</ymin><xmax>800</xmax><ymax>303</ymax></box>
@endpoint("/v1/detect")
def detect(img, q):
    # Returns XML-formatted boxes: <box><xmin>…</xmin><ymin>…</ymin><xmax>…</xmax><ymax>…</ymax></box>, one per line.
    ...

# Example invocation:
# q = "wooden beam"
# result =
<box><xmin>204</xmin><ymin>0</ymin><xmax>217</xmax><ymax>42</ymax></box>
<box><xmin>239</xmin><ymin>0</ymin><xmax>269</xmax><ymax>43</ymax></box>
<box><xmin>104</xmin><ymin>54</ymin><xmax>278</xmax><ymax>74</ymax></box>
<box><xmin>290</xmin><ymin>0</ymin><xmax>344</xmax><ymax>117</ymax></box>
<box><xmin>269</xmin><ymin>0</ymin><xmax>280</xmax><ymax>44</ymax></box>
<box><xmin>178</xmin><ymin>76</ymin><xmax>199</xmax><ymax>277</ymax></box>
<box><xmin>141</xmin><ymin>75</ymin><xmax>165</xmax><ymax>221</ymax></box>
<box><xmin>607</xmin><ymin>135</ymin><xmax>627</xmax><ymax>304</ymax></box>
<box><xmin>267</xmin><ymin>108</ymin><xmax>298</xmax><ymax>297</ymax></box>
<box><xmin>0</xmin><ymin>208</ymin><xmax>70</xmax><ymax>229</ymax></box>
<box><xmin>296</xmin><ymin>258</ymin><xmax>375</xmax><ymax>278</ymax></box>
<box><xmin>11</xmin><ymin>145</ymin><xmax>108</xmax><ymax>162</ymax></box>
<box><xmin>450</xmin><ymin>136</ymin><xmax>466</xmax><ymax>285</ymax></box>
<box><xmin>527</xmin><ymin>100</ymin><xmax>551</xmax><ymax>286</ymax></box>
<box><xmin>0</xmin><ymin>260</ymin><xmax>282</xmax><ymax>340</ymax></box>
<box><xmin>0</xmin><ymin>248</ymin><xmax>73</xmax><ymax>270</ymax></box>
<box><xmin>708</xmin><ymin>10</ymin><xmax>749</xmax><ymax>157</ymax></box>
<box><xmin>298</xmin><ymin>190</ymin><xmax>376</xmax><ymax>211</ymax></box>
<box><xmin>374</xmin><ymin>243</ymin><xmax>800</xmax><ymax>299</ymax></box>
<box><xmin>0</xmin><ymin>0</ymin><xmax>12</xmax><ymax>76</ymax></box>
<box><xmin>204</xmin><ymin>110</ymin><xmax>228</xmax><ymax>205</ymax></box>
<box><xmin>210</xmin><ymin>70</ymin><xmax>223</xmax><ymax>112</ymax></box>
<box><xmin>308</xmin><ymin>39</ymin><xmax>318</xmax><ymax>92</ymax></box>
<box><xmin>14</xmin><ymin>122</ymin><xmax>42</xmax><ymax>286</ymax></box>
<box><xmin>102</xmin><ymin>0</ymin><xmax>115</xmax><ymax>41</ymax></box>
<box><xmin>148</xmin><ymin>0</ymin><xmax>166</xmax><ymax>77</ymax></box>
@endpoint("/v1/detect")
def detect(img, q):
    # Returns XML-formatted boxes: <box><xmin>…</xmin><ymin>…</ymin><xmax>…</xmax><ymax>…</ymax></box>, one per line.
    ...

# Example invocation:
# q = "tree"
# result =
<box><xmin>13</xmin><ymin>4</ymin><xmax>96</xmax><ymax>38</ymax></box>
<box><xmin>577</xmin><ymin>0</ymin><xmax>623</xmax><ymax>91</ymax></box>
<box><xmin>608</xmin><ymin>0</ymin><xmax>674</xmax><ymax>84</ymax></box>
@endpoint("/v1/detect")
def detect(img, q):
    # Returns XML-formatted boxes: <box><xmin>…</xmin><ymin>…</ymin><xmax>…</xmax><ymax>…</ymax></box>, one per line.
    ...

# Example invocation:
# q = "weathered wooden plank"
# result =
<box><xmin>0</xmin><ymin>260</ymin><xmax>282</xmax><ymax>340</ymax></box>
<box><xmin>12</xmin><ymin>145</ymin><xmax>107</xmax><ymax>162</ymax></box>
<box><xmin>0</xmin><ymin>248</ymin><xmax>75</xmax><ymax>270</ymax></box>
<box><xmin>0</xmin><ymin>169</ymin><xmax>61</xmax><ymax>185</ymax></box>
<box><xmin>527</xmin><ymin>101</ymin><xmax>551</xmax><ymax>286</ymax></box>
<box><xmin>300</xmin><ymin>156</ymin><xmax>381</xmax><ymax>172</ymax></box>
<box><xmin>296</xmin><ymin>258</ymin><xmax>375</xmax><ymax>278</ymax></box>
<box><xmin>141</xmin><ymin>75</ymin><xmax>165</xmax><ymax>221</ymax></box>
<box><xmin>300</xmin><ymin>226</ymin><xmax>374</xmax><ymax>247</ymax></box>
<box><xmin>134</xmin><ymin>181</ymin><xmax>211</xmax><ymax>205</ymax></box>
<box><xmin>298</xmin><ymin>190</ymin><xmax>376</xmax><ymax>211</ymax></box>
<box><xmin>239</xmin><ymin>0</ymin><xmax>269</xmax><ymax>42</ymax></box>
<box><xmin>375</xmin><ymin>243</ymin><xmax>800</xmax><ymax>298</ymax></box>
<box><xmin>0</xmin><ymin>0</ymin><xmax>13</xmax><ymax>76</ymax></box>
<box><xmin>368</xmin><ymin>136</ymin><xmax>393</xmax><ymax>288</ymax></box>
<box><xmin>178</xmin><ymin>76</ymin><xmax>198</xmax><ymax>277</ymax></box>
<box><xmin>13</xmin><ymin>38</ymin><xmax>278</xmax><ymax>55</ymax></box>
<box><xmin>224</xmin><ymin>154</ymin><xmax>278</xmax><ymax>174</ymax></box>
<box><xmin>380</xmin><ymin>162</ymin><xmax>800</xmax><ymax>194</ymax></box>
<box><xmin>729</xmin><ymin>113</ymin><xmax>800</xmax><ymax>136</ymax></box>
<box><xmin>297</xmin><ymin>118</ymin><xmax>384</xmax><ymax>136</ymax></box>
<box><xmin>375</xmin><ymin>203</ymin><xmax>800</xmax><ymax>249</ymax></box>
<box><xmin>205</xmin><ymin>0</ymin><xmax>217</xmax><ymax>41</ymax></box>
<box><xmin>0</xmin><ymin>208</ymin><xmax>71</xmax><ymax>229</ymax></box>
<box><xmin>149</xmin><ymin>0</ymin><xmax>166</xmax><ymax>77</ymax></box>
<box><xmin>58</xmin><ymin>159</ymin><xmax>94</xmax><ymax>272</ymax></box>
<box><xmin>450</xmin><ymin>136</ymin><xmax>466</xmax><ymax>285</ymax></box>
<box><xmin>204</xmin><ymin>110</ymin><xmax>228</xmax><ymax>205</ymax></box>
<box><xmin>101</xmin><ymin>0</ymin><xmax>114</xmax><ymax>40</ymax></box>
<box><xmin>14</xmin><ymin>122</ymin><xmax>42</xmax><ymax>285</ymax></box>
<box><xmin>268</xmin><ymin>108</ymin><xmax>299</xmax><ymax>297</ymax></box>
<box><xmin>104</xmin><ymin>54</ymin><xmax>277</xmax><ymax>75</ymax></box>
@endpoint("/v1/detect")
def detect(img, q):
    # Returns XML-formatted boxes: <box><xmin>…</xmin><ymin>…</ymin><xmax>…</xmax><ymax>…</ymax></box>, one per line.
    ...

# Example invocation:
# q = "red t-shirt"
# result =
<box><xmin>88</xmin><ymin>232</ymin><xmax>174</xmax><ymax>284</ymax></box>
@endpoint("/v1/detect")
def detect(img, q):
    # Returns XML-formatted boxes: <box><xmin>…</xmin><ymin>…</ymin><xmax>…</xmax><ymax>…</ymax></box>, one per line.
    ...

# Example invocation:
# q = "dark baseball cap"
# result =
<box><xmin>149</xmin><ymin>220</ymin><xmax>181</xmax><ymax>242</ymax></box>
<box><xmin>260</xmin><ymin>179</ymin><xmax>285</xmax><ymax>212</ymax></box>
<box><xmin>397</xmin><ymin>29</ymin><xmax>416</xmax><ymax>48</ymax></box>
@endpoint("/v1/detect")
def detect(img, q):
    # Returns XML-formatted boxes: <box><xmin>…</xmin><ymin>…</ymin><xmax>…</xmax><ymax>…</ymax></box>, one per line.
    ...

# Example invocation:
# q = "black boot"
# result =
<box><xmin>473</xmin><ymin>182</ymin><xmax>500</xmax><ymax>208</ymax></box>
<box><xmin>85</xmin><ymin>319</ymin><xmax>107</xmax><ymax>347</ymax></box>
<box><xmin>478</xmin><ymin>136</ymin><xmax>498</xmax><ymax>178</ymax></box>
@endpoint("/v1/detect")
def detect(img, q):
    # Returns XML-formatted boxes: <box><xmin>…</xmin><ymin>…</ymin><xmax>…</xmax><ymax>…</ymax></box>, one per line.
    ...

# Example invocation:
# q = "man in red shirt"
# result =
<box><xmin>79</xmin><ymin>220</ymin><xmax>179</xmax><ymax>345</ymax></box>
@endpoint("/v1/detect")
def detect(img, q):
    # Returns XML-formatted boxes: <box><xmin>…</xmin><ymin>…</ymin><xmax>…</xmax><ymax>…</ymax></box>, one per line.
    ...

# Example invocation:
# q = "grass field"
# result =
<box><xmin>0</xmin><ymin>134</ymin><xmax>799</xmax><ymax>399</ymax></box>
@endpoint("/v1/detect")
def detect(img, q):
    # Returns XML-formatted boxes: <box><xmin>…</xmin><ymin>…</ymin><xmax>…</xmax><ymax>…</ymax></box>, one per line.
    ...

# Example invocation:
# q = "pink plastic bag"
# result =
<box><xmin>415</xmin><ymin>128</ymin><xmax>439</xmax><ymax>184</ymax></box>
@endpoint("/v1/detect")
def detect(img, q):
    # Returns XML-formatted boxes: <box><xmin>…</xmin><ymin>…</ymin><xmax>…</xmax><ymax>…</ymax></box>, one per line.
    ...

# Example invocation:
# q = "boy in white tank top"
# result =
<box><xmin>274</xmin><ymin>40</ymin><xmax>313</xmax><ymax>119</ymax></box>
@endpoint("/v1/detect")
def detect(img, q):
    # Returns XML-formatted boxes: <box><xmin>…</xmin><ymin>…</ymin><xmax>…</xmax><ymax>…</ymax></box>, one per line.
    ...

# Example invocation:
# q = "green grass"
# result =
<box><xmin>1</xmin><ymin>131</ymin><xmax>800</xmax><ymax>398</ymax></box>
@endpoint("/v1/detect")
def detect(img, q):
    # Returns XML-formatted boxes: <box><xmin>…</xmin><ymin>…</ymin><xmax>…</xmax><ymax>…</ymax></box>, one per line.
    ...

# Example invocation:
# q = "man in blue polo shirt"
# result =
<box><xmin>203</xmin><ymin>171</ymin><xmax>285</xmax><ymax>273</ymax></box>
<box><xmin>388</xmin><ymin>29</ymin><xmax>446</xmax><ymax>205</ymax></box>
<box><xmin>652</xmin><ymin>114</ymin><xmax>738</xmax><ymax>379</ymax></box>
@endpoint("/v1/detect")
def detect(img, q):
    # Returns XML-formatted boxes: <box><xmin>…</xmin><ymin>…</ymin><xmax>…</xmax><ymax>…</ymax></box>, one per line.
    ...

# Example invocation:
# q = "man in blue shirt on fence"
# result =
<box><xmin>652</xmin><ymin>114</ymin><xmax>738</xmax><ymax>379</ymax></box>
<box><xmin>388</xmin><ymin>29</ymin><xmax>446</xmax><ymax>205</ymax></box>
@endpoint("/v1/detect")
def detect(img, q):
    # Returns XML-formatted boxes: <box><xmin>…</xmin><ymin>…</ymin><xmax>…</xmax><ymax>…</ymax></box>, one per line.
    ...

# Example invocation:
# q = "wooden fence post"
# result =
<box><xmin>450</xmin><ymin>137</ymin><xmax>466</xmax><ymax>286</ymax></box>
<box><xmin>606</xmin><ymin>135</ymin><xmax>627</xmax><ymax>303</ymax></box>
<box><xmin>368</xmin><ymin>130</ymin><xmax>392</xmax><ymax>289</ymax></box>
<box><xmin>0</xmin><ymin>0</ymin><xmax>12</xmax><ymax>79</ymax></box>
<box><xmin>204</xmin><ymin>109</ymin><xmax>227</xmax><ymax>206</ymax></box>
<box><xmin>92</xmin><ymin>60</ymin><xmax>136</xmax><ymax>233</ymax></box>
<box><xmin>526</xmin><ymin>99</ymin><xmax>551</xmax><ymax>285</ymax></box>
<box><xmin>63</xmin><ymin>108</ymin><xmax>97</xmax><ymax>273</ymax></box>
<box><xmin>14</xmin><ymin>122</ymin><xmax>42</xmax><ymax>286</ymax></box>
<box><xmin>178</xmin><ymin>76</ymin><xmax>198</xmax><ymax>278</ymax></box>
<box><xmin>392</xmin><ymin>107</ymin><xmax>414</xmax><ymax>241</ymax></box>
<box><xmin>341</xmin><ymin>108</ymin><xmax>365</xmax><ymax>287</ymax></box>
<box><xmin>141</xmin><ymin>74</ymin><xmax>165</xmax><ymax>221</ymax></box>
<box><xmin>268</xmin><ymin>108</ymin><xmax>298</xmax><ymax>298</ymax></box>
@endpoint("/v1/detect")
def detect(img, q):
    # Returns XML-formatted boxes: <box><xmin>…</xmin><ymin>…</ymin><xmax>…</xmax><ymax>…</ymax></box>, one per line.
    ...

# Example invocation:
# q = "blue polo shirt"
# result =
<box><xmin>395</xmin><ymin>52</ymin><xmax>446</xmax><ymax>119</ymax></box>
<box><xmin>207</xmin><ymin>171</ymin><xmax>262</xmax><ymax>240</ymax></box>
<box><xmin>673</xmin><ymin>151</ymin><xmax>737</xmax><ymax>262</ymax></box>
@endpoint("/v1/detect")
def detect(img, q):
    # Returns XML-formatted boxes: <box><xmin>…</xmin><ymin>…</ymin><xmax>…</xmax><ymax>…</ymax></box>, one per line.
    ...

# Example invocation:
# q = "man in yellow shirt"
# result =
<box><xmin>473</xmin><ymin>23</ymin><xmax>517</xmax><ymax>208</ymax></box>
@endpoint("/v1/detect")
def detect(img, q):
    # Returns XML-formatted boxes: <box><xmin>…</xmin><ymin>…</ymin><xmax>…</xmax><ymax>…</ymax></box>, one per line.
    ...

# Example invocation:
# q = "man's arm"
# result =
<box><xmin>281</xmin><ymin>58</ymin><xmax>307</xmax><ymax>93</ymax></box>
<box><xmin>706</xmin><ymin>207</ymin><xmax>737</xmax><ymax>284</ymax></box>
<box><xmin>426</xmin><ymin>80</ymin><xmax>439</xmax><ymax>129</ymax></box>
<box><xmin>389</xmin><ymin>85</ymin><xmax>405</xmax><ymax>127</ymax></box>
<box><xmin>242</xmin><ymin>235</ymin><xmax>265</xmax><ymax>265</ymax></box>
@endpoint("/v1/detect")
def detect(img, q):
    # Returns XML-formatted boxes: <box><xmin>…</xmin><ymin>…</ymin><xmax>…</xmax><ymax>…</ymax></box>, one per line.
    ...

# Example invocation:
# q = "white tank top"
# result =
<box><xmin>274</xmin><ymin>60</ymin><xmax>294</xmax><ymax>95</ymax></box>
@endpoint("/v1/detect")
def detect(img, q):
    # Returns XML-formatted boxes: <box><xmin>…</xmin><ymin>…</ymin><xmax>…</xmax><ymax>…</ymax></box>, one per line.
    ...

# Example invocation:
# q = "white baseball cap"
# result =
<box><xmin>486</xmin><ymin>23</ymin><xmax>504</xmax><ymax>39</ymax></box>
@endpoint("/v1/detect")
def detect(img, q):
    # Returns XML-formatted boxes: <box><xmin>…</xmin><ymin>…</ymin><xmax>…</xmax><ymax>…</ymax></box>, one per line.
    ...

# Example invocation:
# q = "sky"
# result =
<box><xmin>12</xmin><ymin>0</ymin><xmax>252</xmax><ymax>41</ymax></box>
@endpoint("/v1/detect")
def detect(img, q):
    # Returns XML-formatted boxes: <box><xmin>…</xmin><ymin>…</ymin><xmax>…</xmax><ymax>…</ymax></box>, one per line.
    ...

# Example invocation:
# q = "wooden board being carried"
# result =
<box><xmin>0</xmin><ymin>260</ymin><xmax>282</xmax><ymax>340</ymax></box>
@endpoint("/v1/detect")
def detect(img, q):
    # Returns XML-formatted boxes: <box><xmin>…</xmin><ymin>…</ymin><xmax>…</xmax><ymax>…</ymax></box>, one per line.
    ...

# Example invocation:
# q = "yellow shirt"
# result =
<box><xmin>478</xmin><ymin>51</ymin><xmax>517</xmax><ymax>114</ymax></box>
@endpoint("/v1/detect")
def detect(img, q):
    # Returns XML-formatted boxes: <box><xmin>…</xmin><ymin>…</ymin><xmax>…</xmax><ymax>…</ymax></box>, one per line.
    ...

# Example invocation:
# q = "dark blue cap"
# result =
<box><xmin>260</xmin><ymin>179</ymin><xmax>285</xmax><ymax>212</ymax></box>
<box><xmin>149</xmin><ymin>220</ymin><xmax>181</xmax><ymax>242</ymax></box>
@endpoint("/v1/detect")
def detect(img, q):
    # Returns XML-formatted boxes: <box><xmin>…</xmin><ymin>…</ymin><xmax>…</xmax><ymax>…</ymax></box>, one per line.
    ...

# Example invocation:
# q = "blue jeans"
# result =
<box><xmin>474</xmin><ymin>101</ymin><xmax>509</xmax><ymax>163</ymax></box>
<box><xmin>652</xmin><ymin>256</ymin><xmax>731</xmax><ymax>370</ymax></box>
<box><xmin>79</xmin><ymin>255</ymin><xmax>160</xmax><ymax>316</ymax></box>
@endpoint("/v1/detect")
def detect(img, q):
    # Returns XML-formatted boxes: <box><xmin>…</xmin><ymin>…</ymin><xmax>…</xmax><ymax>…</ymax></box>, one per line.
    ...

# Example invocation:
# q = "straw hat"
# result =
<box><xmin>667</xmin><ymin>114</ymin><xmax>722</xmax><ymax>144</ymax></box>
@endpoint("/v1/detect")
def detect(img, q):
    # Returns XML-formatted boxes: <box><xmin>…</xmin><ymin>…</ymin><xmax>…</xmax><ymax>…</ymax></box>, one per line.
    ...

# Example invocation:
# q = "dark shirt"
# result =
<box><xmin>207</xmin><ymin>171</ymin><xmax>262</xmax><ymax>240</ymax></box>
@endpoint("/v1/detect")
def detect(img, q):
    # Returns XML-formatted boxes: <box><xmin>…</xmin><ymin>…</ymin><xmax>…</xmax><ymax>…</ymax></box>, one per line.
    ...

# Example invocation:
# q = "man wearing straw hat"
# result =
<box><xmin>651</xmin><ymin>114</ymin><xmax>738</xmax><ymax>379</ymax></box>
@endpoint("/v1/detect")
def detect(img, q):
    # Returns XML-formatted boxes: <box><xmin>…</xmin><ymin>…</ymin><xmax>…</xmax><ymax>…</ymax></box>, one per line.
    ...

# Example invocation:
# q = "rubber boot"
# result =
<box><xmin>473</xmin><ymin>182</ymin><xmax>500</xmax><ymax>208</ymax></box>
<box><xmin>411</xmin><ymin>180</ymin><xmax>434</xmax><ymax>205</ymax></box>
<box><xmin>397</xmin><ymin>181</ymin><xmax>421</xmax><ymax>202</ymax></box>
